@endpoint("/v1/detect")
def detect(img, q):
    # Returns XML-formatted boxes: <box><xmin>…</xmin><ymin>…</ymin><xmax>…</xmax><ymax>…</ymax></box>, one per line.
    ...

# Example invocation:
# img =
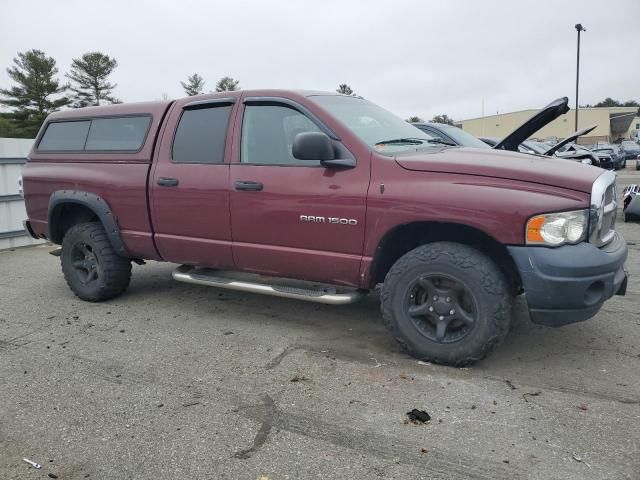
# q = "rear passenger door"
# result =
<box><xmin>150</xmin><ymin>97</ymin><xmax>237</xmax><ymax>267</ymax></box>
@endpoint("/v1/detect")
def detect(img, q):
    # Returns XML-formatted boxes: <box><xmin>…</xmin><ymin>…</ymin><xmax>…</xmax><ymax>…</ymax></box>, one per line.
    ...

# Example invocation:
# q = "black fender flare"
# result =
<box><xmin>48</xmin><ymin>190</ymin><xmax>129</xmax><ymax>257</ymax></box>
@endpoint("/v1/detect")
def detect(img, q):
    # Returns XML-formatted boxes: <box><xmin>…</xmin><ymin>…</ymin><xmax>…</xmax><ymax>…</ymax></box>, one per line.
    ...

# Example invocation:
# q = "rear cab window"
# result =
<box><xmin>37</xmin><ymin>116</ymin><xmax>151</xmax><ymax>152</ymax></box>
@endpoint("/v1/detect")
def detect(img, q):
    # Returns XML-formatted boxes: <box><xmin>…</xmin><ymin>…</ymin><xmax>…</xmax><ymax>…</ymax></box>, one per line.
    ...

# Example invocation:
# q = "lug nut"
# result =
<box><xmin>433</xmin><ymin>295</ymin><xmax>438</xmax><ymax>301</ymax></box>
<box><xmin>446</xmin><ymin>297</ymin><xmax>451</xmax><ymax>302</ymax></box>
<box><xmin>429</xmin><ymin>306</ymin><xmax>434</xmax><ymax>312</ymax></box>
<box><xmin>450</xmin><ymin>309</ymin><xmax>455</xmax><ymax>315</ymax></box>
<box><xmin>439</xmin><ymin>316</ymin><xmax>444</xmax><ymax>321</ymax></box>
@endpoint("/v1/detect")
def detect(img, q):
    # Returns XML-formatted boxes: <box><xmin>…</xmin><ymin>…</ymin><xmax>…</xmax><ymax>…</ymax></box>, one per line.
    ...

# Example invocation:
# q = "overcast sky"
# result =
<box><xmin>1</xmin><ymin>0</ymin><xmax>639</xmax><ymax>120</ymax></box>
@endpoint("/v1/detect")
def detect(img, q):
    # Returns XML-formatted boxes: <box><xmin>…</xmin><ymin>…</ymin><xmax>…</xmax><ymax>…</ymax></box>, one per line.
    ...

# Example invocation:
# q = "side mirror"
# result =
<box><xmin>292</xmin><ymin>132</ymin><xmax>335</xmax><ymax>161</ymax></box>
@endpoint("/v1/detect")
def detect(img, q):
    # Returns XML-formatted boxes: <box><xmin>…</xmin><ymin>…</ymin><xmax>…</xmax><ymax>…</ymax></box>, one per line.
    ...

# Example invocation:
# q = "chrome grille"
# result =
<box><xmin>589</xmin><ymin>171</ymin><xmax>617</xmax><ymax>247</ymax></box>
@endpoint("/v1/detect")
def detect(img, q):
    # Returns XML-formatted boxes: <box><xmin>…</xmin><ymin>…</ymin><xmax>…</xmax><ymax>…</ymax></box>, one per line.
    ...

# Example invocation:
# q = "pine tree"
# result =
<box><xmin>215</xmin><ymin>76</ymin><xmax>240</xmax><ymax>92</ymax></box>
<box><xmin>181</xmin><ymin>73</ymin><xmax>205</xmax><ymax>96</ymax></box>
<box><xmin>0</xmin><ymin>49</ymin><xmax>69</xmax><ymax>137</ymax></box>
<box><xmin>431</xmin><ymin>114</ymin><xmax>454</xmax><ymax>126</ymax></box>
<box><xmin>336</xmin><ymin>84</ymin><xmax>355</xmax><ymax>95</ymax></box>
<box><xmin>66</xmin><ymin>52</ymin><xmax>120</xmax><ymax>107</ymax></box>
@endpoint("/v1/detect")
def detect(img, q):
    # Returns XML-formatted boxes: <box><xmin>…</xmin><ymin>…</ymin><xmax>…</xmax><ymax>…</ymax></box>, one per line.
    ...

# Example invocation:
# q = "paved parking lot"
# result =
<box><xmin>1</xmin><ymin>170</ymin><xmax>639</xmax><ymax>480</ymax></box>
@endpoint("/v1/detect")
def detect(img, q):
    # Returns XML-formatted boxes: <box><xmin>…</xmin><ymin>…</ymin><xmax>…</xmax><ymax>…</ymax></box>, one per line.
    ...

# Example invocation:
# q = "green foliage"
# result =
<box><xmin>215</xmin><ymin>76</ymin><xmax>240</xmax><ymax>92</ymax></box>
<box><xmin>406</xmin><ymin>116</ymin><xmax>424</xmax><ymax>123</ymax></box>
<box><xmin>66</xmin><ymin>52</ymin><xmax>120</xmax><ymax>108</ymax></box>
<box><xmin>336</xmin><ymin>84</ymin><xmax>355</xmax><ymax>95</ymax></box>
<box><xmin>431</xmin><ymin>114</ymin><xmax>454</xmax><ymax>125</ymax></box>
<box><xmin>584</xmin><ymin>97</ymin><xmax>640</xmax><ymax>108</ymax></box>
<box><xmin>0</xmin><ymin>49</ymin><xmax>69</xmax><ymax>137</ymax></box>
<box><xmin>181</xmin><ymin>73</ymin><xmax>205</xmax><ymax>96</ymax></box>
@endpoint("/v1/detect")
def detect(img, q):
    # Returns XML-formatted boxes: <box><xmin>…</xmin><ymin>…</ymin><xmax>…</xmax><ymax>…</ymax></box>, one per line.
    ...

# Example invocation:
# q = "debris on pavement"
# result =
<box><xmin>290</xmin><ymin>375</ymin><xmax>309</xmax><ymax>382</ymax></box>
<box><xmin>505</xmin><ymin>379</ymin><xmax>517</xmax><ymax>390</ymax></box>
<box><xmin>420</xmin><ymin>447</ymin><xmax>429</xmax><ymax>453</ymax></box>
<box><xmin>182</xmin><ymin>400</ymin><xmax>201</xmax><ymax>407</ymax></box>
<box><xmin>48</xmin><ymin>474</ymin><xmax>58</xmax><ymax>479</ymax></box>
<box><xmin>577</xmin><ymin>404</ymin><xmax>589</xmax><ymax>411</ymax></box>
<box><xmin>406</xmin><ymin>409</ymin><xmax>431</xmax><ymax>424</ymax></box>
<box><xmin>417</xmin><ymin>360</ymin><xmax>432</xmax><ymax>366</ymax></box>
<box><xmin>522</xmin><ymin>391</ymin><xmax>542</xmax><ymax>403</ymax></box>
<box><xmin>22</xmin><ymin>458</ymin><xmax>41</xmax><ymax>469</ymax></box>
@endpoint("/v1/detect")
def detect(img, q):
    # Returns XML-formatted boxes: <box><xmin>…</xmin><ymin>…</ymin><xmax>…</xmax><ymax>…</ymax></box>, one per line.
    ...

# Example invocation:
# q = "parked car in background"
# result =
<box><xmin>481</xmin><ymin>115</ymin><xmax>602</xmax><ymax>167</ymax></box>
<box><xmin>411</xmin><ymin>122</ymin><xmax>491</xmax><ymax>149</ymax></box>
<box><xmin>620</xmin><ymin>140</ymin><xmax>640</xmax><ymax>162</ymax></box>
<box><xmin>589</xmin><ymin>143</ymin><xmax>625</xmax><ymax>169</ymax></box>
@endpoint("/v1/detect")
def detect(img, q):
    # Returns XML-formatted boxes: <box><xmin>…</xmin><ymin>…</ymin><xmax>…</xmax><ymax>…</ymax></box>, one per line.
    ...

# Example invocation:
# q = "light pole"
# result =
<box><xmin>575</xmin><ymin>23</ymin><xmax>586</xmax><ymax>130</ymax></box>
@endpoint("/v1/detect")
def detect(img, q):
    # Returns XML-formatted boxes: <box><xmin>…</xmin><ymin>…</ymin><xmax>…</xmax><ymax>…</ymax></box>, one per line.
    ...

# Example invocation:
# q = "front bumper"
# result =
<box><xmin>508</xmin><ymin>234</ymin><xmax>628</xmax><ymax>327</ymax></box>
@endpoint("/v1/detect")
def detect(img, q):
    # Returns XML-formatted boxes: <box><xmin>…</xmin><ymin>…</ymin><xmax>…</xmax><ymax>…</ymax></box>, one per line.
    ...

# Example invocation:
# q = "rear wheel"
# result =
<box><xmin>381</xmin><ymin>242</ymin><xmax>512</xmax><ymax>366</ymax></box>
<box><xmin>61</xmin><ymin>222</ymin><xmax>131</xmax><ymax>301</ymax></box>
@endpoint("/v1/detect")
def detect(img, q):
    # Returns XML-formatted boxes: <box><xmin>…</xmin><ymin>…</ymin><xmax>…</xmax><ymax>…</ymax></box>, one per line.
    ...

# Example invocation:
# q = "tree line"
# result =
<box><xmin>0</xmin><ymin>49</ymin><xmax>243</xmax><ymax>138</ymax></box>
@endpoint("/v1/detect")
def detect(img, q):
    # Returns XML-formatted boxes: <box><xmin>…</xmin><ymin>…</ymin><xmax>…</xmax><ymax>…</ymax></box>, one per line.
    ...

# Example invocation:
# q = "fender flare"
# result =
<box><xmin>48</xmin><ymin>190</ymin><xmax>129</xmax><ymax>257</ymax></box>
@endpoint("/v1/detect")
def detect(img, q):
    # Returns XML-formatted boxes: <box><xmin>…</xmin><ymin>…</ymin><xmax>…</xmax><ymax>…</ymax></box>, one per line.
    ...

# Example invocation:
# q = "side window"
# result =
<box><xmin>172</xmin><ymin>105</ymin><xmax>232</xmax><ymax>164</ymax></box>
<box><xmin>85</xmin><ymin>116</ymin><xmax>150</xmax><ymax>151</ymax></box>
<box><xmin>38</xmin><ymin>121</ymin><xmax>91</xmax><ymax>151</ymax></box>
<box><xmin>241</xmin><ymin>105</ymin><xmax>321</xmax><ymax>165</ymax></box>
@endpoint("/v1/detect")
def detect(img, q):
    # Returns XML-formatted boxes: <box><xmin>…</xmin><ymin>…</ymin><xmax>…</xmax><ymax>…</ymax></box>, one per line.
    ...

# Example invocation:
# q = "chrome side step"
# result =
<box><xmin>172</xmin><ymin>265</ymin><xmax>365</xmax><ymax>305</ymax></box>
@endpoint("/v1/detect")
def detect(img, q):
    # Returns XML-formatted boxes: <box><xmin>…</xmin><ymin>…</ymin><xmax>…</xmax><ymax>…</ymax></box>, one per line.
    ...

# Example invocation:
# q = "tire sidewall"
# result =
<box><xmin>382</xmin><ymin>243</ymin><xmax>511</xmax><ymax>365</ymax></box>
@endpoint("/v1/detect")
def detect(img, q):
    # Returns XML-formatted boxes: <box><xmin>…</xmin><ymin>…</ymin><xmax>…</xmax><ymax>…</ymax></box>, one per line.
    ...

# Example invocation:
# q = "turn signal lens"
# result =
<box><xmin>526</xmin><ymin>210</ymin><xmax>588</xmax><ymax>246</ymax></box>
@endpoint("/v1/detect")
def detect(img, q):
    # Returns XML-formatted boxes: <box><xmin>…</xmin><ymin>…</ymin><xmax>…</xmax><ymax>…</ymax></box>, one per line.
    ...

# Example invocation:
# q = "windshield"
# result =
<box><xmin>310</xmin><ymin>95</ymin><xmax>441</xmax><ymax>154</ymax></box>
<box><xmin>623</xmin><ymin>141</ymin><xmax>639</xmax><ymax>148</ymax></box>
<box><xmin>431</xmin><ymin>123</ymin><xmax>490</xmax><ymax>149</ymax></box>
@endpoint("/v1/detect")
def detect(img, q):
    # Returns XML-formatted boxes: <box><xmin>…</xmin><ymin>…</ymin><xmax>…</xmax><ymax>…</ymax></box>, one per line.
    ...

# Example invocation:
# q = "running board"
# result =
<box><xmin>172</xmin><ymin>265</ymin><xmax>365</xmax><ymax>305</ymax></box>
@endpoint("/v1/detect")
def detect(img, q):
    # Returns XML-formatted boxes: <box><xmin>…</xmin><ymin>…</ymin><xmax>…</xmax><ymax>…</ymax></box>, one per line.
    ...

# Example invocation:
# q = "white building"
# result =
<box><xmin>0</xmin><ymin>138</ymin><xmax>42</xmax><ymax>249</ymax></box>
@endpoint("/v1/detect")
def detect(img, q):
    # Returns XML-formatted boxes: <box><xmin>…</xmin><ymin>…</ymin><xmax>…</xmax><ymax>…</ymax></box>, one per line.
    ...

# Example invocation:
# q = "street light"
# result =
<box><xmin>575</xmin><ymin>23</ymin><xmax>586</xmax><ymax>130</ymax></box>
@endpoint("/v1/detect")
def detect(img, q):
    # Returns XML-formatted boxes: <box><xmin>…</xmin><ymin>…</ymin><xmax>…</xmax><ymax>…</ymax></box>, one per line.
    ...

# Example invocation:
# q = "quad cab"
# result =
<box><xmin>22</xmin><ymin>90</ymin><xmax>628</xmax><ymax>366</ymax></box>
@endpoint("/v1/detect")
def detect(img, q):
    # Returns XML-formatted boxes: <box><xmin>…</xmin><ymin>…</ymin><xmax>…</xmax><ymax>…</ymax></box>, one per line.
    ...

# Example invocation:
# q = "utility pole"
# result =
<box><xmin>575</xmin><ymin>23</ymin><xmax>586</xmax><ymax>130</ymax></box>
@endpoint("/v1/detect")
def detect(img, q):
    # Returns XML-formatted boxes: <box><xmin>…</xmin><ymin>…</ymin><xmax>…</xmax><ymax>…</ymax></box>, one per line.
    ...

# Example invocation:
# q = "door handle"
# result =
<box><xmin>157</xmin><ymin>177</ymin><xmax>179</xmax><ymax>187</ymax></box>
<box><xmin>234</xmin><ymin>180</ymin><xmax>263</xmax><ymax>191</ymax></box>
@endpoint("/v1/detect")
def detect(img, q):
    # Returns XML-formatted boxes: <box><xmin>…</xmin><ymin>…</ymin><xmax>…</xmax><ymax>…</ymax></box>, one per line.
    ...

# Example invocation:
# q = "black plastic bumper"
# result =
<box><xmin>507</xmin><ymin>234</ymin><xmax>628</xmax><ymax>327</ymax></box>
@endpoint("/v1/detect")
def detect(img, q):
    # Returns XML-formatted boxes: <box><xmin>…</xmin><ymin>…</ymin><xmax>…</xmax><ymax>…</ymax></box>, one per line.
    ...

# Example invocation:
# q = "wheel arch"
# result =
<box><xmin>369</xmin><ymin>221</ymin><xmax>522</xmax><ymax>293</ymax></box>
<box><xmin>48</xmin><ymin>190</ymin><xmax>129</xmax><ymax>257</ymax></box>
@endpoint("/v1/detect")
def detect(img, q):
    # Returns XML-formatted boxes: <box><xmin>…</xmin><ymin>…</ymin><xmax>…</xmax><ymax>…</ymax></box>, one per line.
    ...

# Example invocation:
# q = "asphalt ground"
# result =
<box><xmin>1</xmin><ymin>168</ymin><xmax>639</xmax><ymax>480</ymax></box>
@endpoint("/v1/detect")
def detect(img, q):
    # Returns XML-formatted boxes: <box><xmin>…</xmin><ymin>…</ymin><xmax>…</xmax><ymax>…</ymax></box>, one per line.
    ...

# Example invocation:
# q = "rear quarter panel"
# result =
<box><xmin>23</xmin><ymin>102</ymin><xmax>170</xmax><ymax>260</ymax></box>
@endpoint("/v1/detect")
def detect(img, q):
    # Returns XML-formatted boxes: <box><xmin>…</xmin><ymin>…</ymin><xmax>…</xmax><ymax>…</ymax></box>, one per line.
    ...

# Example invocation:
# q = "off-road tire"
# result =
<box><xmin>381</xmin><ymin>242</ymin><xmax>512</xmax><ymax>366</ymax></box>
<box><xmin>61</xmin><ymin>222</ymin><xmax>131</xmax><ymax>301</ymax></box>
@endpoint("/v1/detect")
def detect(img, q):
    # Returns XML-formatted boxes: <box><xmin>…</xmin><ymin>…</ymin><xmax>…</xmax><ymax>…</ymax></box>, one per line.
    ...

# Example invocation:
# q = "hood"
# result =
<box><xmin>543</xmin><ymin>125</ymin><xmax>597</xmax><ymax>156</ymax></box>
<box><xmin>494</xmin><ymin>97</ymin><xmax>570</xmax><ymax>151</ymax></box>
<box><xmin>394</xmin><ymin>147</ymin><xmax>602</xmax><ymax>193</ymax></box>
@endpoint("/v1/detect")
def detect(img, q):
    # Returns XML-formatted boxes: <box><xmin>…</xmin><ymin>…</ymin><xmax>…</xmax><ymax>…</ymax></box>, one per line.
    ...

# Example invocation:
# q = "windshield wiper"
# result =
<box><xmin>375</xmin><ymin>137</ymin><xmax>425</xmax><ymax>146</ymax></box>
<box><xmin>426</xmin><ymin>138</ymin><xmax>456</xmax><ymax>146</ymax></box>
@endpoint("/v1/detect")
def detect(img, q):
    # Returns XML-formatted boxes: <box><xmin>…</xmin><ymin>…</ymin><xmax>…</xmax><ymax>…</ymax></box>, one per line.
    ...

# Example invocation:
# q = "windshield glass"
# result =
<box><xmin>310</xmin><ymin>95</ymin><xmax>441</xmax><ymax>154</ymax></box>
<box><xmin>432</xmin><ymin>123</ymin><xmax>490</xmax><ymax>149</ymax></box>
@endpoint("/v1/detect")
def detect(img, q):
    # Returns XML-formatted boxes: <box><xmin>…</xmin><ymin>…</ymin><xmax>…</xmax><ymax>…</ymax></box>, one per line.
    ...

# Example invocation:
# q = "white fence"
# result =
<box><xmin>0</xmin><ymin>138</ymin><xmax>42</xmax><ymax>250</ymax></box>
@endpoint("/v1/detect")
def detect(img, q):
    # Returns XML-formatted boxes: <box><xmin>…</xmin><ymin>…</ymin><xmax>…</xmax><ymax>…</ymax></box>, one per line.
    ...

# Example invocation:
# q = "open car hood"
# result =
<box><xmin>493</xmin><ymin>97</ymin><xmax>570</xmax><ymax>151</ymax></box>
<box><xmin>543</xmin><ymin>125</ymin><xmax>597</xmax><ymax>156</ymax></box>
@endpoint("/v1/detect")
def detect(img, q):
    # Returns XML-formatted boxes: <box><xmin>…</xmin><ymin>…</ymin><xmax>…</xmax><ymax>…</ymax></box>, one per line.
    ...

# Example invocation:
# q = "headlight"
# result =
<box><xmin>526</xmin><ymin>209</ymin><xmax>588</xmax><ymax>246</ymax></box>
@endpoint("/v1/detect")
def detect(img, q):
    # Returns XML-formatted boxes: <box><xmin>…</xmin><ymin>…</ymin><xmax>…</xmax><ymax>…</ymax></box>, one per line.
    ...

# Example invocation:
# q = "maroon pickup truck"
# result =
<box><xmin>22</xmin><ymin>90</ymin><xmax>628</xmax><ymax>365</ymax></box>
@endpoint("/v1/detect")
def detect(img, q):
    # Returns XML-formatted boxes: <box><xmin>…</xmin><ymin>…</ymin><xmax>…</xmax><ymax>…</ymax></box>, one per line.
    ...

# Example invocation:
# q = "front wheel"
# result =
<box><xmin>381</xmin><ymin>242</ymin><xmax>512</xmax><ymax>366</ymax></box>
<box><xmin>61</xmin><ymin>222</ymin><xmax>132</xmax><ymax>302</ymax></box>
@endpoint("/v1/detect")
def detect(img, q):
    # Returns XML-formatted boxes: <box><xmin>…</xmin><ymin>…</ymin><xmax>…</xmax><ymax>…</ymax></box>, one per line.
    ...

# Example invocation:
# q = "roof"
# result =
<box><xmin>45</xmin><ymin>90</ymin><xmax>342</xmax><ymax>121</ymax></box>
<box><xmin>460</xmin><ymin>106</ymin><xmax>638</xmax><ymax>123</ymax></box>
